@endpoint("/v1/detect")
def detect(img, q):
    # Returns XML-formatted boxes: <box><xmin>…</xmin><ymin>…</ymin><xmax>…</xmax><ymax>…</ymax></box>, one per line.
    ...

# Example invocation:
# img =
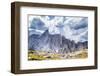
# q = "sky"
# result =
<box><xmin>28</xmin><ymin>15</ymin><xmax>88</xmax><ymax>43</ymax></box>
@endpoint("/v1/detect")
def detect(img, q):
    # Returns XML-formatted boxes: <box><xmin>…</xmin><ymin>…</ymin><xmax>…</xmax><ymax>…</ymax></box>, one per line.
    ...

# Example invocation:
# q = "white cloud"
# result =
<box><xmin>29</xmin><ymin>15</ymin><xmax>88</xmax><ymax>42</ymax></box>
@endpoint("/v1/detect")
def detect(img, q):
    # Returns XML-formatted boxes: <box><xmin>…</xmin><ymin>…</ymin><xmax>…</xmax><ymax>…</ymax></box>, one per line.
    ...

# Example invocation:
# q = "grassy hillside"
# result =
<box><xmin>28</xmin><ymin>49</ymin><xmax>88</xmax><ymax>60</ymax></box>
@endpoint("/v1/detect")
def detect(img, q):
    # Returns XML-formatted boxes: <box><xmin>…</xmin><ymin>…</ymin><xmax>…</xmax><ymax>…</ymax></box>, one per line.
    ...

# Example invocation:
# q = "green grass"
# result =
<box><xmin>28</xmin><ymin>53</ymin><xmax>46</xmax><ymax>60</ymax></box>
<box><xmin>73</xmin><ymin>50</ymin><xmax>88</xmax><ymax>58</ymax></box>
<box><xmin>28</xmin><ymin>49</ymin><xmax>88</xmax><ymax>60</ymax></box>
<box><xmin>28</xmin><ymin>51</ymin><xmax>61</xmax><ymax>60</ymax></box>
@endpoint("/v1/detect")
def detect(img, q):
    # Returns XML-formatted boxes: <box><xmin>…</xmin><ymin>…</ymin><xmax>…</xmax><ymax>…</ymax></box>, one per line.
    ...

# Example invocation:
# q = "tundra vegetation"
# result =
<box><xmin>28</xmin><ymin>49</ymin><xmax>88</xmax><ymax>60</ymax></box>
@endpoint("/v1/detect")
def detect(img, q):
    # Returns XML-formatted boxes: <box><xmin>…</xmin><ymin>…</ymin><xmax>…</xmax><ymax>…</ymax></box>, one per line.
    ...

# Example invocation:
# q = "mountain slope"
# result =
<box><xmin>28</xmin><ymin>30</ymin><xmax>88</xmax><ymax>54</ymax></box>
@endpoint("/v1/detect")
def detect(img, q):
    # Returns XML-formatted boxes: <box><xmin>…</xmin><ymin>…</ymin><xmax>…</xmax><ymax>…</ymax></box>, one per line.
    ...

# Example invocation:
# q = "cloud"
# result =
<box><xmin>30</xmin><ymin>17</ymin><xmax>47</xmax><ymax>30</ymax></box>
<box><xmin>73</xmin><ymin>18</ymin><xmax>88</xmax><ymax>30</ymax></box>
<box><xmin>29</xmin><ymin>15</ymin><xmax>88</xmax><ymax>42</ymax></box>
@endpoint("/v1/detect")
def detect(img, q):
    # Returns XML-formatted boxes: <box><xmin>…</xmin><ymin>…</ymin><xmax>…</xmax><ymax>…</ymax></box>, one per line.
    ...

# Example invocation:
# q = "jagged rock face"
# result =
<box><xmin>28</xmin><ymin>30</ymin><xmax>88</xmax><ymax>53</ymax></box>
<box><xmin>76</xmin><ymin>41</ymin><xmax>88</xmax><ymax>50</ymax></box>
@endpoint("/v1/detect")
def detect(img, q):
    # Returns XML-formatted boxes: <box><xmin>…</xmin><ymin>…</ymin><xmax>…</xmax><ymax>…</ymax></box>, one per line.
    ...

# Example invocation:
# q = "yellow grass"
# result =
<box><xmin>28</xmin><ymin>49</ymin><xmax>88</xmax><ymax>60</ymax></box>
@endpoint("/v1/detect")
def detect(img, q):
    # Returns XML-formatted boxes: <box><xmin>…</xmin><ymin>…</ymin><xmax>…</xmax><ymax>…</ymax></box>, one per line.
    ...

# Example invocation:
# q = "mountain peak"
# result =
<box><xmin>45</xmin><ymin>29</ymin><xmax>49</xmax><ymax>33</ymax></box>
<box><xmin>29</xmin><ymin>32</ymin><xmax>88</xmax><ymax>53</ymax></box>
<box><xmin>42</xmin><ymin>30</ymin><xmax>49</xmax><ymax>35</ymax></box>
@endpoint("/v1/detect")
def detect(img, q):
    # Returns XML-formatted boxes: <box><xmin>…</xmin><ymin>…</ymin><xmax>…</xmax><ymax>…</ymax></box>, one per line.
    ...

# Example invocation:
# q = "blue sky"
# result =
<box><xmin>28</xmin><ymin>15</ymin><xmax>88</xmax><ymax>43</ymax></box>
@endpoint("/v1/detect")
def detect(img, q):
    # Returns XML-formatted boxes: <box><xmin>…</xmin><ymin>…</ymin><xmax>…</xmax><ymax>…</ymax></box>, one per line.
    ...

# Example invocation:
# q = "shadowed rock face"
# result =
<box><xmin>28</xmin><ymin>30</ymin><xmax>88</xmax><ymax>54</ymax></box>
